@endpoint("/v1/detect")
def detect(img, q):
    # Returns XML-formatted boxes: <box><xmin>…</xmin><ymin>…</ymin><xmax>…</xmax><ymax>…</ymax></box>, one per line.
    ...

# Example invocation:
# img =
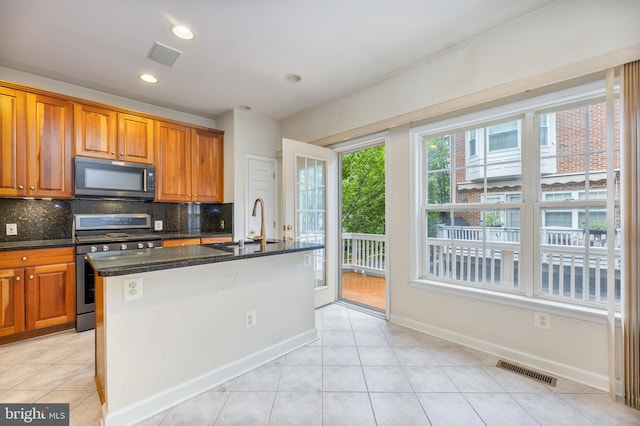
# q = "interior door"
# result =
<box><xmin>282</xmin><ymin>138</ymin><xmax>338</xmax><ymax>308</ymax></box>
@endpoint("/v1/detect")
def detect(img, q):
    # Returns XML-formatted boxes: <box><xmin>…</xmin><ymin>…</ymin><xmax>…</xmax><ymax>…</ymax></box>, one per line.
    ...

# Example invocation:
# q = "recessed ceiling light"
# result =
<box><xmin>139</xmin><ymin>74</ymin><xmax>158</xmax><ymax>83</ymax></box>
<box><xmin>172</xmin><ymin>25</ymin><xmax>194</xmax><ymax>40</ymax></box>
<box><xmin>285</xmin><ymin>74</ymin><xmax>302</xmax><ymax>84</ymax></box>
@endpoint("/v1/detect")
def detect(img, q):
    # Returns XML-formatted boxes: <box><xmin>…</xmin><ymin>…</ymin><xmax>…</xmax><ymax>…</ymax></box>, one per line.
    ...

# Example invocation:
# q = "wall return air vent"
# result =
<box><xmin>148</xmin><ymin>41</ymin><xmax>182</xmax><ymax>67</ymax></box>
<box><xmin>496</xmin><ymin>360</ymin><xmax>557</xmax><ymax>387</ymax></box>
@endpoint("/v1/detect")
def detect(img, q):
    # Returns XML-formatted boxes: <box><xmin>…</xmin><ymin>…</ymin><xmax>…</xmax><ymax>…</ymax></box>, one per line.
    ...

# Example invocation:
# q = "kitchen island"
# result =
<box><xmin>88</xmin><ymin>241</ymin><xmax>322</xmax><ymax>426</ymax></box>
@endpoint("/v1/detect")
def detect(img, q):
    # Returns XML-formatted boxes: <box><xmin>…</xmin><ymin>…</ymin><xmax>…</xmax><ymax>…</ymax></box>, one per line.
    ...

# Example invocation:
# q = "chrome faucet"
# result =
<box><xmin>252</xmin><ymin>198</ymin><xmax>266</xmax><ymax>250</ymax></box>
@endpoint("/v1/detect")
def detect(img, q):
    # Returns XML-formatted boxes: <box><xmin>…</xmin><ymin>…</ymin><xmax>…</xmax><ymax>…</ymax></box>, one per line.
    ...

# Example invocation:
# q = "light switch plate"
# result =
<box><xmin>154</xmin><ymin>220</ymin><xmax>163</xmax><ymax>231</ymax></box>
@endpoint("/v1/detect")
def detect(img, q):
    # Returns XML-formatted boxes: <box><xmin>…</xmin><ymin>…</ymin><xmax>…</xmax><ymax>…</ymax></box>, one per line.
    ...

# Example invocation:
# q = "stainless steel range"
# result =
<box><xmin>74</xmin><ymin>213</ymin><xmax>162</xmax><ymax>331</ymax></box>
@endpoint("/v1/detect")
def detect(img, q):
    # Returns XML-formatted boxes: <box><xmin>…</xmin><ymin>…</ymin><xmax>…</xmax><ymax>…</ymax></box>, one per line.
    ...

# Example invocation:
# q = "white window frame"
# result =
<box><xmin>409</xmin><ymin>79</ymin><xmax>619</xmax><ymax>318</ymax></box>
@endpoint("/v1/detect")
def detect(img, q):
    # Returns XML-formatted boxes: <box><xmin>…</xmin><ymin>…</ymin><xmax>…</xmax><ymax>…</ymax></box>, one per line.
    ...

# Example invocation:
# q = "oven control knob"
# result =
<box><xmin>147</xmin><ymin>242</ymin><xmax>155</xmax><ymax>248</ymax></box>
<box><xmin>120</xmin><ymin>244</ymin><xmax>128</xmax><ymax>250</ymax></box>
<box><xmin>137</xmin><ymin>243</ymin><xmax>145</xmax><ymax>249</ymax></box>
<box><xmin>102</xmin><ymin>245</ymin><xmax>110</xmax><ymax>252</ymax></box>
<box><xmin>90</xmin><ymin>246</ymin><xmax>98</xmax><ymax>253</ymax></box>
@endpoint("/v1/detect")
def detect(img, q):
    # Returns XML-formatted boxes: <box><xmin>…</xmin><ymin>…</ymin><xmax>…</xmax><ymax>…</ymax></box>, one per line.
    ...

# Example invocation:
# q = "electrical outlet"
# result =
<box><xmin>154</xmin><ymin>220</ymin><xmax>163</xmax><ymax>231</ymax></box>
<box><xmin>123</xmin><ymin>277</ymin><xmax>143</xmax><ymax>301</ymax></box>
<box><xmin>6</xmin><ymin>223</ymin><xmax>17</xmax><ymax>236</ymax></box>
<box><xmin>245</xmin><ymin>310</ymin><xmax>256</xmax><ymax>328</ymax></box>
<box><xmin>534</xmin><ymin>311</ymin><xmax>550</xmax><ymax>329</ymax></box>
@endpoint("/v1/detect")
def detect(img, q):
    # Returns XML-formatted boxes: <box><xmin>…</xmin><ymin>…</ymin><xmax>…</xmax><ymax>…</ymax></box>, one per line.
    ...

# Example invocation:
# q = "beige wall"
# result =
<box><xmin>280</xmin><ymin>0</ymin><xmax>640</xmax><ymax>390</ymax></box>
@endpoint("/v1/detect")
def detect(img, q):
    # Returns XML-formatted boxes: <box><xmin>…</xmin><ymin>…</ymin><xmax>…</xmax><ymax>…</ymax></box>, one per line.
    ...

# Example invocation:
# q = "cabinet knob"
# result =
<box><xmin>111</xmin><ymin>151</ymin><xmax>115</xmax><ymax>155</ymax></box>
<box><xmin>18</xmin><ymin>185</ymin><xmax>24</xmax><ymax>190</ymax></box>
<box><xmin>22</xmin><ymin>256</ymin><xmax>27</xmax><ymax>261</ymax></box>
<box><xmin>120</xmin><ymin>152</ymin><xmax>124</xmax><ymax>156</ymax></box>
<box><xmin>29</xmin><ymin>275</ymin><xmax>34</xmax><ymax>280</ymax></box>
<box><xmin>15</xmin><ymin>276</ymin><xmax>20</xmax><ymax>281</ymax></box>
<box><xmin>30</xmin><ymin>186</ymin><xmax>35</xmax><ymax>190</ymax></box>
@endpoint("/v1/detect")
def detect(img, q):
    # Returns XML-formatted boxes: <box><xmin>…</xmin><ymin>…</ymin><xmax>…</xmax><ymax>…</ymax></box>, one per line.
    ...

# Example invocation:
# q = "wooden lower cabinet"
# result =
<box><xmin>0</xmin><ymin>247</ymin><xmax>75</xmax><ymax>343</ymax></box>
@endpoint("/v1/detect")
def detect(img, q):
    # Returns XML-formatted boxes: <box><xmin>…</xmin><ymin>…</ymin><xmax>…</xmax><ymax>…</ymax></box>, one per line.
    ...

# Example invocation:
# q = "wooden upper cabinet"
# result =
<box><xmin>155</xmin><ymin>122</ymin><xmax>224</xmax><ymax>203</ymax></box>
<box><xmin>191</xmin><ymin>129</ymin><xmax>223</xmax><ymax>203</ymax></box>
<box><xmin>25</xmin><ymin>93</ymin><xmax>73</xmax><ymax>198</ymax></box>
<box><xmin>155</xmin><ymin>121</ymin><xmax>192</xmax><ymax>202</ymax></box>
<box><xmin>118</xmin><ymin>113</ymin><xmax>154</xmax><ymax>163</ymax></box>
<box><xmin>75</xmin><ymin>103</ymin><xmax>154</xmax><ymax>164</ymax></box>
<box><xmin>74</xmin><ymin>104</ymin><xmax>117</xmax><ymax>160</ymax></box>
<box><xmin>0</xmin><ymin>87</ymin><xmax>26</xmax><ymax>197</ymax></box>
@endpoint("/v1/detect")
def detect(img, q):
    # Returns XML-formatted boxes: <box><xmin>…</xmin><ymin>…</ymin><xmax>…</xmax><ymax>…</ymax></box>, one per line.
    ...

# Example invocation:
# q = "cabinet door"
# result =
<box><xmin>162</xmin><ymin>238</ymin><xmax>201</xmax><ymax>247</ymax></box>
<box><xmin>0</xmin><ymin>268</ymin><xmax>25</xmax><ymax>337</ymax></box>
<box><xmin>191</xmin><ymin>129</ymin><xmax>224</xmax><ymax>203</ymax></box>
<box><xmin>74</xmin><ymin>103</ymin><xmax>117</xmax><ymax>160</ymax></box>
<box><xmin>25</xmin><ymin>262</ymin><xmax>75</xmax><ymax>330</ymax></box>
<box><xmin>0</xmin><ymin>87</ymin><xmax>26</xmax><ymax>197</ymax></box>
<box><xmin>118</xmin><ymin>113</ymin><xmax>154</xmax><ymax>164</ymax></box>
<box><xmin>155</xmin><ymin>121</ymin><xmax>191</xmax><ymax>202</ymax></box>
<box><xmin>26</xmin><ymin>94</ymin><xmax>73</xmax><ymax>198</ymax></box>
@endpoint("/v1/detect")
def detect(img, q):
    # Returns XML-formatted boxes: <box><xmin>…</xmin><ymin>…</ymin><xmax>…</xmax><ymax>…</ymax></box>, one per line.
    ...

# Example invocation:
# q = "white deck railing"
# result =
<box><xmin>425</xmin><ymin>235</ymin><xmax>621</xmax><ymax>306</ymax></box>
<box><xmin>342</xmin><ymin>233</ymin><xmax>386</xmax><ymax>276</ymax></box>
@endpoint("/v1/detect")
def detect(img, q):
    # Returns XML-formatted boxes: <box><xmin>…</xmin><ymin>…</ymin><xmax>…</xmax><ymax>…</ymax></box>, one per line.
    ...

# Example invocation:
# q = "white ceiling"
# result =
<box><xmin>0</xmin><ymin>0</ymin><xmax>556</xmax><ymax>121</ymax></box>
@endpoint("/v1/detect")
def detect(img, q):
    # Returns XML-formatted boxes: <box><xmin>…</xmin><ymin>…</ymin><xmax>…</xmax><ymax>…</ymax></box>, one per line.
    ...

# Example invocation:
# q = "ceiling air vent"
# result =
<box><xmin>496</xmin><ymin>360</ymin><xmax>557</xmax><ymax>387</ymax></box>
<box><xmin>148</xmin><ymin>41</ymin><xmax>182</xmax><ymax>67</ymax></box>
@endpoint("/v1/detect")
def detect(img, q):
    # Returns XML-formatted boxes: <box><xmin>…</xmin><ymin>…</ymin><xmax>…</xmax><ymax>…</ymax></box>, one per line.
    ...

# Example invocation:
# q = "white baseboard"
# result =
<box><xmin>104</xmin><ymin>328</ymin><xmax>318</xmax><ymax>426</ymax></box>
<box><xmin>389</xmin><ymin>314</ymin><xmax>617</xmax><ymax>393</ymax></box>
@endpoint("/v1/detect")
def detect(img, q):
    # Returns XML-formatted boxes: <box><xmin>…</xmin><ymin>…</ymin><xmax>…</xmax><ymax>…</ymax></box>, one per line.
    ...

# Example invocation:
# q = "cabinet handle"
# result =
<box><xmin>15</xmin><ymin>276</ymin><xmax>20</xmax><ymax>281</ymax></box>
<box><xmin>29</xmin><ymin>275</ymin><xmax>34</xmax><ymax>280</ymax></box>
<box><xmin>120</xmin><ymin>152</ymin><xmax>124</xmax><ymax>156</ymax></box>
<box><xmin>18</xmin><ymin>185</ymin><xmax>24</xmax><ymax>190</ymax></box>
<box><xmin>111</xmin><ymin>151</ymin><xmax>115</xmax><ymax>155</ymax></box>
<box><xmin>22</xmin><ymin>256</ymin><xmax>27</xmax><ymax>261</ymax></box>
<box><xmin>30</xmin><ymin>186</ymin><xmax>35</xmax><ymax>190</ymax></box>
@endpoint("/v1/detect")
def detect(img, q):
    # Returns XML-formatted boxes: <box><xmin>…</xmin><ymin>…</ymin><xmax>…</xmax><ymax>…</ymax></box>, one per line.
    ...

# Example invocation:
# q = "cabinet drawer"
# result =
<box><xmin>200</xmin><ymin>237</ymin><xmax>233</xmax><ymax>244</ymax></box>
<box><xmin>0</xmin><ymin>247</ymin><xmax>75</xmax><ymax>269</ymax></box>
<box><xmin>162</xmin><ymin>239</ymin><xmax>201</xmax><ymax>247</ymax></box>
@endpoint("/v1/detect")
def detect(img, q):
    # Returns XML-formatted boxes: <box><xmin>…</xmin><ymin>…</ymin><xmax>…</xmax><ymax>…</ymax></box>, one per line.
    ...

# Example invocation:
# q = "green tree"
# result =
<box><xmin>341</xmin><ymin>145</ymin><xmax>385</xmax><ymax>234</ymax></box>
<box><xmin>425</xmin><ymin>135</ymin><xmax>451</xmax><ymax>237</ymax></box>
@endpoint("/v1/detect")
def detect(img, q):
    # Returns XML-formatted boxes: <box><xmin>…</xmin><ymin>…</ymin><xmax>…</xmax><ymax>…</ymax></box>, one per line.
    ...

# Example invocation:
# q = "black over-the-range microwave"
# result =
<box><xmin>74</xmin><ymin>156</ymin><xmax>156</xmax><ymax>200</ymax></box>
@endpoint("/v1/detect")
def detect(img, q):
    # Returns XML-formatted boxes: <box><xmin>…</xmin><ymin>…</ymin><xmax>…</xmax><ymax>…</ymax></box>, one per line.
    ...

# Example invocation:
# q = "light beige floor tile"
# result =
<box><xmin>233</xmin><ymin>365</ymin><xmax>282</xmax><ymax>391</ymax></box>
<box><xmin>444</xmin><ymin>366</ymin><xmax>504</xmax><ymax>392</ymax></box>
<box><xmin>357</xmin><ymin>346</ymin><xmax>399</xmax><ymax>366</ymax></box>
<box><xmin>559</xmin><ymin>393</ymin><xmax>640</xmax><ymax>425</ymax></box>
<box><xmin>464</xmin><ymin>392</ymin><xmax>539</xmax><ymax>425</ymax></box>
<box><xmin>370</xmin><ymin>392</ymin><xmax>429</xmax><ymax>426</ymax></box>
<box><xmin>362</xmin><ymin>365</ymin><xmax>412</xmax><ymax>392</ymax></box>
<box><xmin>278</xmin><ymin>366</ymin><xmax>322</xmax><ymax>392</ymax></box>
<box><xmin>511</xmin><ymin>392</ymin><xmax>593</xmax><ymax>425</ymax></box>
<box><xmin>428</xmin><ymin>346</ymin><xmax>479</xmax><ymax>366</ymax></box>
<box><xmin>284</xmin><ymin>345</ymin><xmax>323</xmax><ymax>365</ymax></box>
<box><xmin>323</xmin><ymin>345</ymin><xmax>361</xmax><ymax>365</ymax></box>
<box><xmin>417</xmin><ymin>393</ymin><xmax>485</xmax><ymax>426</ymax></box>
<box><xmin>323</xmin><ymin>366</ymin><xmax>367</xmax><ymax>392</ymax></box>
<box><xmin>159</xmin><ymin>389</ymin><xmax>228</xmax><ymax>425</ymax></box>
<box><xmin>0</xmin><ymin>389</ymin><xmax>49</xmax><ymax>402</ymax></box>
<box><xmin>322</xmin><ymin>330</ymin><xmax>356</xmax><ymax>346</ymax></box>
<box><xmin>55</xmin><ymin>365</ymin><xmax>97</xmax><ymax>391</ymax></box>
<box><xmin>214</xmin><ymin>391</ymin><xmax>275</xmax><ymax>425</ymax></box>
<box><xmin>404</xmin><ymin>366</ymin><xmax>459</xmax><ymax>392</ymax></box>
<box><xmin>0</xmin><ymin>363</ymin><xmax>51</xmax><ymax>389</ymax></box>
<box><xmin>68</xmin><ymin>391</ymin><xmax>101</xmax><ymax>426</ymax></box>
<box><xmin>269</xmin><ymin>391</ymin><xmax>322</xmax><ymax>426</ymax></box>
<box><xmin>323</xmin><ymin>392</ymin><xmax>375</xmax><ymax>426</ymax></box>
<box><xmin>36</xmin><ymin>389</ymin><xmax>95</xmax><ymax>409</ymax></box>
<box><xmin>12</xmin><ymin>364</ymin><xmax>88</xmax><ymax>390</ymax></box>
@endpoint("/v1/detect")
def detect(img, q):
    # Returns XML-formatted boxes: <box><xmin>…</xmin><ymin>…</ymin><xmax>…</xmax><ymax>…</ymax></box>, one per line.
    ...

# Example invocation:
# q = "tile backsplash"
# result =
<box><xmin>0</xmin><ymin>199</ymin><xmax>233</xmax><ymax>242</ymax></box>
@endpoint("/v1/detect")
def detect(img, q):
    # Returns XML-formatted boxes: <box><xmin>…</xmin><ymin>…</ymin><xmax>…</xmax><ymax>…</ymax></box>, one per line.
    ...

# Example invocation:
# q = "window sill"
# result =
<box><xmin>409</xmin><ymin>278</ymin><xmax>620</xmax><ymax>325</ymax></box>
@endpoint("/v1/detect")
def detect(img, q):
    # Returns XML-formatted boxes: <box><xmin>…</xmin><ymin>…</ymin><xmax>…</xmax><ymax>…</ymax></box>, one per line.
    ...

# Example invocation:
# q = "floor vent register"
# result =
<box><xmin>496</xmin><ymin>360</ymin><xmax>557</xmax><ymax>387</ymax></box>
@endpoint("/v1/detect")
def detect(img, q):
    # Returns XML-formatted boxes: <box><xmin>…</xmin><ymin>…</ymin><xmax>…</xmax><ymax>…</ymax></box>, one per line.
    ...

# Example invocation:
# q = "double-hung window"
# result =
<box><xmin>414</xmin><ymin>80</ymin><xmax>621</xmax><ymax>309</ymax></box>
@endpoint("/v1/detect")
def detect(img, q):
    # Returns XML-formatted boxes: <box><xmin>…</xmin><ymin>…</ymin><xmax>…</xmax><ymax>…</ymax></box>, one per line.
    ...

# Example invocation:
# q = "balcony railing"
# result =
<box><xmin>428</xmin><ymin>225</ymin><xmax>622</xmax><ymax>306</ymax></box>
<box><xmin>342</xmin><ymin>233</ymin><xmax>386</xmax><ymax>276</ymax></box>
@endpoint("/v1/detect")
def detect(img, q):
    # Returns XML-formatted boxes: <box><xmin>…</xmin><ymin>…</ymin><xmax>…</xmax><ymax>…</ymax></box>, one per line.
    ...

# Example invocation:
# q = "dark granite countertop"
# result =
<box><xmin>87</xmin><ymin>240</ymin><xmax>324</xmax><ymax>277</ymax></box>
<box><xmin>0</xmin><ymin>239</ymin><xmax>76</xmax><ymax>251</ymax></box>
